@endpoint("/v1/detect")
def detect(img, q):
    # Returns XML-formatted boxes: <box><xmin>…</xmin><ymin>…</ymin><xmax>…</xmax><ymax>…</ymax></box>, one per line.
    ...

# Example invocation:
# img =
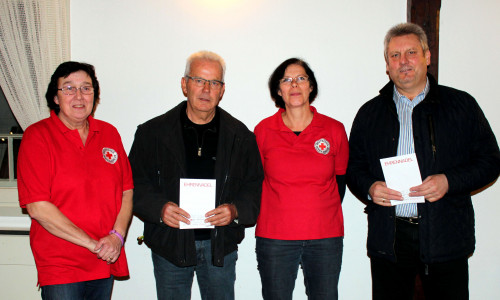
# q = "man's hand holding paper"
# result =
<box><xmin>409</xmin><ymin>174</ymin><xmax>449</xmax><ymax>202</ymax></box>
<box><xmin>379</xmin><ymin>153</ymin><xmax>425</xmax><ymax>205</ymax></box>
<box><xmin>369</xmin><ymin>181</ymin><xmax>403</xmax><ymax>206</ymax></box>
<box><xmin>205</xmin><ymin>203</ymin><xmax>238</xmax><ymax>226</ymax></box>
<box><xmin>161</xmin><ymin>202</ymin><xmax>191</xmax><ymax>228</ymax></box>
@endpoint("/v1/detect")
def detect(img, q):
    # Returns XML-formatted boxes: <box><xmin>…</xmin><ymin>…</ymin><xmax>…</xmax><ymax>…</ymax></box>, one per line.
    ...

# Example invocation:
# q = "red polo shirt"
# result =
<box><xmin>17</xmin><ymin>111</ymin><xmax>133</xmax><ymax>286</ymax></box>
<box><xmin>254</xmin><ymin>107</ymin><xmax>348</xmax><ymax>240</ymax></box>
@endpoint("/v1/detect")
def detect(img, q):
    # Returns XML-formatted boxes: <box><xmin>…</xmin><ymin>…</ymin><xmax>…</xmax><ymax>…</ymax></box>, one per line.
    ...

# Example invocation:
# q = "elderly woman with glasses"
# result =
<box><xmin>254</xmin><ymin>58</ymin><xmax>349</xmax><ymax>300</ymax></box>
<box><xmin>17</xmin><ymin>61</ymin><xmax>133</xmax><ymax>300</ymax></box>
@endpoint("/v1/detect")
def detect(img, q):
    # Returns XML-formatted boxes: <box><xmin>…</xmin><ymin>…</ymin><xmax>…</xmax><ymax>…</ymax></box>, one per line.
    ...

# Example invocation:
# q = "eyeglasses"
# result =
<box><xmin>279</xmin><ymin>75</ymin><xmax>309</xmax><ymax>85</ymax></box>
<box><xmin>57</xmin><ymin>86</ymin><xmax>94</xmax><ymax>95</ymax></box>
<box><xmin>186</xmin><ymin>76</ymin><xmax>224</xmax><ymax>89</ymax></box>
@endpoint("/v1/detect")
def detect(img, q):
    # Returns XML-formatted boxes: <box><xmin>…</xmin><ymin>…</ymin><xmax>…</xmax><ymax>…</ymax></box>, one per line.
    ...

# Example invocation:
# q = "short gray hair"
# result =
<box><xmin>384</xmin><ymin>23</ymin><xmax>429</xmax><ymax>62</ymax></box>
<box><xmin>184</xmin><ymin>51</ymin><xmax>226</xmax><ymax>81</ymax></box>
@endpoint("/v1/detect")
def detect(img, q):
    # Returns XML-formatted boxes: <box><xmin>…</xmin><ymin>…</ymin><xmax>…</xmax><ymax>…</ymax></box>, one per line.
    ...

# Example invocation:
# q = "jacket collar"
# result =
<box><xmin>379</xmin><ymin>73</ymin><xmax>440</xmax><ymax>105</ymax></box>
<box><xmin>159</xmin><ymin>101</ymin><xmax>237</xmax><ymax>135</ymax></box>
<box><xmin>155</xmin><ymin>101</ymin><xmax>241</xmax><ymax>179</ymax></box>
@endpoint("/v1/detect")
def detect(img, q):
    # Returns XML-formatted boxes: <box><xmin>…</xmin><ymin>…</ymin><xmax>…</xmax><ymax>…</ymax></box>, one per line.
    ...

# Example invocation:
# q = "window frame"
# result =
<box><xmin>0</xmin><ymin>133</ymin><xmax>22</xmax><ymax>187</ymax></box>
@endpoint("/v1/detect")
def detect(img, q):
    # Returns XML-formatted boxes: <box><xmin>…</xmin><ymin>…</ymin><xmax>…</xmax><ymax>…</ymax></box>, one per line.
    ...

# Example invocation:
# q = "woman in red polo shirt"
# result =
<box><xmin>17</xmin><ymin>61</ymin><xmax>133</xmax><ymax>300</ymax></box>
<box><xmin>254</xmin><ymin>58</ymin><xmax>348</xmax><ymax>300</ymax></box>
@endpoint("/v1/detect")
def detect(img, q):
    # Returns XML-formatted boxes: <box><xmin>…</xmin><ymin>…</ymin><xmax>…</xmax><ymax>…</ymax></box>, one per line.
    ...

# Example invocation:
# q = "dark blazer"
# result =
<box><xmin>347</xmin><ymin>74</ymin><xmax>500</xmax><ymax>263</ymax></box>
<box><xmin>129</xmin><ymin>101</ymin><xmax>263</xmax><ymax>267</ymax></box>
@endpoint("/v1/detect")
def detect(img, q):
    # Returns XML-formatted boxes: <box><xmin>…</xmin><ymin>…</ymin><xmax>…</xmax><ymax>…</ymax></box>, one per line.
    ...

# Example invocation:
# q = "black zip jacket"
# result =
<box><xmin>129</xmin><ymin>101</ymin><xmax>264</xmax><ymax>267</ymax></box>
<box><xmin>347</xmin><ymin>74</ymin><xmax>500</xmax><ymax>263</ymax></box>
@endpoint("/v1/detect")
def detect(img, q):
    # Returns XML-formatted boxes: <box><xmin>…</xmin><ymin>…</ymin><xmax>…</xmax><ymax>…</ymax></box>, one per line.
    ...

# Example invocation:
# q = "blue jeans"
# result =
<box><xmin>256</xmin><ymin>236</ymin><xmax>343</xmax><ymax>300</ymax></box>
<box><xmin>40</xmin><ymin>276</ymin><xmax>114</xmax><ymax>300</ymax></box>
<box><xmin>152</xmin><ymin>239</ymin><xmax>237</xmax><ymax>300</ymax></box>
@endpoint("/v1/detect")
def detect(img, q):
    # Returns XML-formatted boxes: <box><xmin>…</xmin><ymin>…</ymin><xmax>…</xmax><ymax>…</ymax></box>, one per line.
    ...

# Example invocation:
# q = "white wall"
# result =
<box><xmin>68</xmin><ymin>0</ymin><xmax>500</xmax><ymax>299</ymax></box>
<box><xmin>439</xmin><ymin>2</ymin><xmax>500</xmax><ymax>300</ymax></box>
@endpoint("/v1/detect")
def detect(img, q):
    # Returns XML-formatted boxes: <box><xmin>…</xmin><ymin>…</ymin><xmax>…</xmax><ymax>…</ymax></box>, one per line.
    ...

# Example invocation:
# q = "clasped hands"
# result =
<box><xmin>90</xmin><ymin>232</ymin><xmax>123</xmax><ymax>264</ymax></box>
<box><xmin>369</xmin><ymin>174</ymin><xmax>449</xmax><ymax>206</ymax></box>
<box><xmin>161</xmin><ymin>202</ymin><xmax>238</xmax><ymax>228</ymax></box>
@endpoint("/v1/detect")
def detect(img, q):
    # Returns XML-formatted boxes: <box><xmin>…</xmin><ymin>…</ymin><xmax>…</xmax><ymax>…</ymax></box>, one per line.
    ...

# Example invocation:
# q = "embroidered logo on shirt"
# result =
<box><xmin>314</xmin><ymin>138</ymin><xmax>330</xmax><ymax>155</ymax></box>
<box><xmin>102</xmin><ymin>148</ymin><xmax>118</xmax><ymax>164</ymax></box>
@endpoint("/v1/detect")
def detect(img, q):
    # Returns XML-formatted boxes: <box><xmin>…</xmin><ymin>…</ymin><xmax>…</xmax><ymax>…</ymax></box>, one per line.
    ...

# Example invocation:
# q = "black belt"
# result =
<box><xmin>396</xmin><ymin>216</ymin><xmax>419</xmax><ymax>225</ymax></box>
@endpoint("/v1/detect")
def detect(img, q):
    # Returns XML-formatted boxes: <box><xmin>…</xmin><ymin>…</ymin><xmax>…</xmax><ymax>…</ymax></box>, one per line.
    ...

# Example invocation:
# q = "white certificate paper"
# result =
<box><xmin>380</xmin><ymin>153</ymin><xmax>425</xmax><ymax>205</ymax></box>
<box><xmin>179</xmin><ymin>178</ymin><xmax>216</xmax><ymax>229</ymax></box>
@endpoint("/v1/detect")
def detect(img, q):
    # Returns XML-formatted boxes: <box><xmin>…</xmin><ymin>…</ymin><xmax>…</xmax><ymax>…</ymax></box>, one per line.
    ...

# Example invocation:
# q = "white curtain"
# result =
<box><xmin>0</xmin><ymin>0</ymin><xmax>70</xmax><ymax>130</ymax></box>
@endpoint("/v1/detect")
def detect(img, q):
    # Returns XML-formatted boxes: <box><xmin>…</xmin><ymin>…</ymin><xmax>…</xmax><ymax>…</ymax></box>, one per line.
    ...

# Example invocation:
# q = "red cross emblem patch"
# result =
<box><xmin>102</xmin><ymin>148</ymin><xmax>118</xmax><ymax>164</ymax></box>
<box><xmin>314</xmin><ymin>138</ymin><xmax>330</xmax><ymax>155</ymax></box>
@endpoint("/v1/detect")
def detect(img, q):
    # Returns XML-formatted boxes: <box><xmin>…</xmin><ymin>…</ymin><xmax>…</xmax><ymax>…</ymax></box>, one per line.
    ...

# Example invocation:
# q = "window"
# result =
<box><xmin>0</xmin><ymin>0</ymin><xmax>69</xmax><ymax>186</ymax></box>
<box><xmin>0</xmin><ymin>86</ymin><xmax>22</xmax><ymax>186</ymax></box>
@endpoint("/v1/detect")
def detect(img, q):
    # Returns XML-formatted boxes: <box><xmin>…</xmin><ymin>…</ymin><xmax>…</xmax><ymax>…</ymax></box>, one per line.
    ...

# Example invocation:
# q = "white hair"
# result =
<box><xmin>184</xmin><ymin>50</ymin><xmax>226</xmax><ymax>81</ymax></box>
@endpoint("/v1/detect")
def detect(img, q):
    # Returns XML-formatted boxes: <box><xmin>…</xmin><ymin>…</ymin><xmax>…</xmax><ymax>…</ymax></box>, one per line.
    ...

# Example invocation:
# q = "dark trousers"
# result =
<box><xmin>370</xmin><ymin>218</ymin><xmax>469</xmax><ymax>300</ymax></box>
<box><xmin>256</xmin><ymin>236</ymin><xmax>343</xmax><ymax>300</ymax></box>
<box><xmin>41</xmin><ymin>276</ymin><xmax>114</xmax><ymax>300</ymax></box>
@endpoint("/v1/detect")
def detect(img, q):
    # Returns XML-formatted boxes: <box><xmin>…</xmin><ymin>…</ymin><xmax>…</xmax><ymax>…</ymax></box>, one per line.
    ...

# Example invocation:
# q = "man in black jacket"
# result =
<box><xmin>129</xmin><ymin>51</ymin><xmax>263</xmax><ymax>300</ymax></box>
<box><xmin>347</xmin><ymin>23</ymin><xmax>500</xmax><ymax>300</ymax></box>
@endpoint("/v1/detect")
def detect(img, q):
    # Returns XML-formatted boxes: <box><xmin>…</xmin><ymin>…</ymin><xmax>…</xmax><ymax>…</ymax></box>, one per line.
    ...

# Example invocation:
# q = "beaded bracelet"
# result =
<box><xmin>109</xmin><ymin>230</ymin><xmax>124</xmax><ymax>246</ymax></box>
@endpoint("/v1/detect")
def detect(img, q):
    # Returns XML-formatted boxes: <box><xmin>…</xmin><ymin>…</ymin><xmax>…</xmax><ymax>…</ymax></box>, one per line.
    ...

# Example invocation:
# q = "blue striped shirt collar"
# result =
<box><xmin>393</xmin><ymin>77</ymin><xmax>430</xmax><ymax>107</ymax></box>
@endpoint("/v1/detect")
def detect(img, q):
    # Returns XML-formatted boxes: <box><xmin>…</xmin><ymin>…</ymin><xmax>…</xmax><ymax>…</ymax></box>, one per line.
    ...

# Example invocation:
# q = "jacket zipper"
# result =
<box><xmin>392</xmin><ymin>212</ymin><xmax>397</xmax><ymax>259</ymax></box>
<box><xmin>156</xmin><ymin>137</ymin><xmax>161</xmax><ymax>187</ymax></box>
<box><xmin>428</xmin><ymin>115</ymin><xmax>436</xmax><ymax>161</ymax></box>
<box><xmin>217</xmin><ymin>135</ymin><xmax>236</xmax><ymax>207</ymax></box>
<box><xmin>214</xmin><ymin>135</ymin><xmax>236</xmax><ymax>239</ymax></box>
